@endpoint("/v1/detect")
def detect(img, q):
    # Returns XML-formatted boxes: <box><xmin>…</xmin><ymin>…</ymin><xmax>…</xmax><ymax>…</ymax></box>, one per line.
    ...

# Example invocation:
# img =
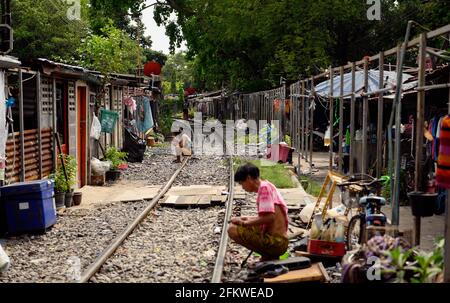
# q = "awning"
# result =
<box><xmin>314</xmin><ymin>70</ymin><xmax>417</xmax><ymax>99</ymax></box>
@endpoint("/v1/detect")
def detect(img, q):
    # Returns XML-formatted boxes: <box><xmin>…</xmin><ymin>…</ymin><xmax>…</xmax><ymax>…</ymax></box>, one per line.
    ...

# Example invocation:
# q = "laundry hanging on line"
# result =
<box><xmin>135</xmin><ymin>96</ymin><xmax>154</xmax><ymax>133</ymax></box>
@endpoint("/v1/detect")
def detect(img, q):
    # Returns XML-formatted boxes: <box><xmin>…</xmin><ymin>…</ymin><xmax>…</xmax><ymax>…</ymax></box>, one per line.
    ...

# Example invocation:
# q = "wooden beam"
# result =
<box><xmin>350</xmin><ymin>63</ymin><xmax>356</xmax><ymax>175</ymax></box>
<box><xmin>37</xmin><ymin>71</ymin><xmax>42</xmax><ymax>179</ymax></box>
<box><xmin>362</xmin><ymin>59</ymin><xmax>369</xmax><ymax>175</ymax></box>
<box><xmin>301</xmin><ymin>81</ymin><xmax>305</xmax><ymax>160</ymax></box>
<box><xmin>329</xmin><ymin>66</ymin><xmax>334</xmax><ymax>171</ymax></box>
<box><xmin>377</xmin><ymin>53</ymin><xmax>384</xmax><ymax>178</ymax></box>
<box><xmin>414</xmin><ymin>34</ymin><xmax>427</xmax><ymax>246</ymax></box>
<box><xmin>52</xmin><ymin>77</ymin><xmax>57</xmax><ymax>169</ymax></box>
<box><xmin>339</xmin><ymin>66</ymin><xmax>344</xmax><ymax>173</ymax></box>
<box><xmin>19</xmin><ymin>69</ymin><xmax>25</xmax><ymax>182</ymax></box>
<box><xmin>310</xmin><ymin>79</ymin><xmax>315</xmax><ymax>172</ymax></box>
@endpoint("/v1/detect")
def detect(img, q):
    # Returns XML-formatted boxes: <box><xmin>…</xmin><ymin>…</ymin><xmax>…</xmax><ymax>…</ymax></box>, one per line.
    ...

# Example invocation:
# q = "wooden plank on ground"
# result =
<box><xmin>264</xmin><ymin>263</ymin><xmax>327</xmax><ymax>283</ymax></box>
<box><xmin>197</xmin><ymin>195</ymin><xmax>212</xmax><ymax>208</ymax></box>
<box><xmin>175</xmin><ymin>196</ymin><xmax>201</xmax><ymax>208</ymax></box>
<box><xmin>211</xmin><ymin>195</ymin><xmax>228</xmax><ymax>206</ymax></box>
<box><xmin>161</xmin><ymin>196</ymin><xmax>179</xmax><ymax>207</ymax></box>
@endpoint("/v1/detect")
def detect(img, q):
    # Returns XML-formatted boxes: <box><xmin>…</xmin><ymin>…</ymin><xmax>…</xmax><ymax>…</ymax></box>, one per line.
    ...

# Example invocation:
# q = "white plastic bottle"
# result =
<box><xmin>0</xmin><ymin>244</ymin><xmax>11</xmax><ymax>274</ymax></box>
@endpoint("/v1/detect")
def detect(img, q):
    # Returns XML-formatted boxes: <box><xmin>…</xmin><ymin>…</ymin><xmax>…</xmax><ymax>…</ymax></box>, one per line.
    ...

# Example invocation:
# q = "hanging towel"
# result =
<box><xmin>135</xmin><ymin>96</ymin><xmax>154</xmax><ymax>133</ymax></box>
<box><xmin>436</xmin><ymin>115</ymin><xmax>450</xmax><ymax>189</ymax></box>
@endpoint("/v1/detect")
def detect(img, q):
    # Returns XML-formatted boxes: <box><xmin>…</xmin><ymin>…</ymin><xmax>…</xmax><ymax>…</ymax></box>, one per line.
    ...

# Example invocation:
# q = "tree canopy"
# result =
<box><xmin>151</xmin><ymin>0</ymin><xmax>450</xmax><ymax>91</ymax></box>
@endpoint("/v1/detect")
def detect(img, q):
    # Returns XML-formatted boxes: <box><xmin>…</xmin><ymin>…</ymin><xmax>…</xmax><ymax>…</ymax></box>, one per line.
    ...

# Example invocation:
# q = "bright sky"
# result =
<box><xmin>142</xmin><ymin>0</ymin><xmax>187</xmax><ymax>54</ymax></box>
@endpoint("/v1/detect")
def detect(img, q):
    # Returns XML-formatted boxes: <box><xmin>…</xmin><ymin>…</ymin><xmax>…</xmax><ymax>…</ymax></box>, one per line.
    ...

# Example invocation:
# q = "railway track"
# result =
<box><xmin>75</xmin><ymin>156</ymin><xmax>237</xmax><ymax>283</ymax></box>
<box><xmin>77</xmin><ymin>158</ymin><xmax>190</xmax><ymax>283</ymax></box>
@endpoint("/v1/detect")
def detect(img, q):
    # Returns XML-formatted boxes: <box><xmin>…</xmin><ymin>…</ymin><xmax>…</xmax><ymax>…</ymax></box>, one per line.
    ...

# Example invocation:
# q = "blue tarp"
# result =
<box><xmin>314</xmin><ymin>70</ymin><xmax>416</xmax><ymax>99</ymax></box>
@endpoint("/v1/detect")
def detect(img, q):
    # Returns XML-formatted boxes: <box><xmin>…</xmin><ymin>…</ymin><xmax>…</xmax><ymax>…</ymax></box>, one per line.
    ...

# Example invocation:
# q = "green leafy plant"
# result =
<box><xmin>284</xmin><ymin>135</ymin><xmax>292</xmax><ymax>147</ymax></box>
<box><xmin>50</xmin><ymin>154</ymin><xmax>77</xmax><ymax>193</ymax></box>
<box><xmin>408</xmin><ymin>238</ymin><xmax>444</xmax><ymax>283</ymax></box>
<box><xmin>104</xmin><ymin>147</ymin><xmax>128</xmax><ymax>171</ymax></box>
<box><xmin>381</xmin><ymin>238</ymin><xmax>444</xmax><ymax>283</ymax></box>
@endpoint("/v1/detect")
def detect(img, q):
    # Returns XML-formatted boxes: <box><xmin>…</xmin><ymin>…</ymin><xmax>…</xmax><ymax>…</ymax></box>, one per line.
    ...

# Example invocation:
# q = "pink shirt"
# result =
<box><xmin>256</xmin><ymin>180</ymin><xmax>289</xmax><ymax>233</ymax></box>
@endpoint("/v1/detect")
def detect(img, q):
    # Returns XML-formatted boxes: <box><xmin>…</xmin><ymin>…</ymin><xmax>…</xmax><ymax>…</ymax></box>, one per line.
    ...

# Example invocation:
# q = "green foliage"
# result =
<box><xmin>105</xmin><ymin>147</ymin><xmax>128</xmax><ymax>170</ymax></box>
<box><xmin>153</xmin><ymin>0</ymin><xmax>450</xmax><ymax>91</ymax></box>
<box><xmin>11</xmin><ymin>0</ymin><xmax>89</xmax><ymax>63</ymax></box>
<box><xmin>77</xmin><ymin>21</ymin><xmax>143</xmax><ymax>80</ymax></box>
<box><xmin>50</xmin><ymin>154</ymin><xmax>77</xmax><ymax>193</ymax></box>
<box><xmin>382</xmin><ymin>238</ymin><xmax>445</xmax><ymax>283</ymax></box>
<box><xmin>284</xmin><ymin>135</ymin><xmax>292</xmax><ymax>147</ymax></box>
<box><xmin>299</xmin><ymin>176</ymin><xmax>322</xmax><ymax>197</ymax></box>
<box><xmin>233</xmin><ymin>158</ymin><xmax>295</xmax><ymax>189</ymax></box>
<box><xmin>162</xmin><ymin>52</ymin><xmax>195</xmax><ymax>95</ymax></box>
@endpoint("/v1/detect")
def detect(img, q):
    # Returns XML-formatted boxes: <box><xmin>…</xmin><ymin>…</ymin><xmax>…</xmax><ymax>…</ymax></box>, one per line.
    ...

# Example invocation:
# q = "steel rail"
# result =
<box><xmin>211</xmin><ymin>156</ymin><xmax>235</xmax><ymax>283</ymax></box>
<box><xmin>77</xmin><ymin>157</ymin><xmax>189</xmax><ymax>283</ymax></box>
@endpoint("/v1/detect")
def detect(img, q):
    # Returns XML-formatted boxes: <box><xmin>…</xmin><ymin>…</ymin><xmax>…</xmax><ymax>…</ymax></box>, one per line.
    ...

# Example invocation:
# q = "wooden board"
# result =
<box><xmin>174</xmin><ymin>196</ymin><xmax>201</xmax><ymax>208</ymax></box>
<box><xmin>197</xmin><ymin>195</ymin><xmax>212</xmax><ymax>208</ymax></box>
<box><xmin>161</xmin><ymin>196</ymin><xmax>179</xmax><ymax>207</ymax></box>
<box><xmin>211</xmin><ymin>195</ymin><xmax>228</xmax><ymax>206</ymax></box>
<box><xmin>264</xmin><ymin>263</ymin><xmax>329</xmax><ymax>283</ymax></box>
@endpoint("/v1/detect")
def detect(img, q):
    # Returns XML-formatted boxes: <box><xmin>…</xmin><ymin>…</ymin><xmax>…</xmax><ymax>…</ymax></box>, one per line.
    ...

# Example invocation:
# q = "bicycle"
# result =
<box><xmin>338</xmin><ymin>175</ymin><xmax>388</xmax><ymax>251</ymax></box>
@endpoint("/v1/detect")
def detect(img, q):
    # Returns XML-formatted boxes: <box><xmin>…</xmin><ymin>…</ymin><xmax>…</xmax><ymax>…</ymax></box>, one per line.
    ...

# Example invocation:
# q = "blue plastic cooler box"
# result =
<box><xmin>0</xmin><ymin>180</ymin><xmax>57</xmax><ymax>234</ymax></box>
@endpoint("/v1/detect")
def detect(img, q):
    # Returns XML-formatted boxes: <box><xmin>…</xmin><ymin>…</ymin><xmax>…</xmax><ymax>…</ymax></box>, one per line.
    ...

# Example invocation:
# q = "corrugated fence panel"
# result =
<box><xmin>5</xmin><ymin>128</ymin><xmax>54</xmax><ymax>183</ymax></box>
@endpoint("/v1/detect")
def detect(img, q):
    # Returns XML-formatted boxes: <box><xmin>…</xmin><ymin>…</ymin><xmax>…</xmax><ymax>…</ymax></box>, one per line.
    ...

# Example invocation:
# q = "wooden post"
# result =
<box><xmin>377</xmin><ymin>53</ymin><xmax>385</xmax><ymax>178</ymax></box>
<box><xmin>310</xmin><ymin>79</ymin><xmax>315</xmax><ymax>172</ymax></box>
<box><xmin>301</xmin><ymin>81</ymin><xmax>305</xmax><ymax>160</ymax></box>
<box><xmin>445</xmin><ymin>59</ymin><xmax>450</xmax><ymax>283</ymax></box>
<box><xmin>306</xmin><ymin>87</ymin><xmax>310</xmax><ymax>165</ymax></box>
<box><xmin>329</xmin><ymin>67</ymin><xmax>334</xmax><ymax>171</ymax></box>
<box><xmin>52</xmin><ymin>77</ymin><xmax>57</xmax><ymax>169</ymax></box>
<box><xmin>18</xmin><ymin>69</ymin><xmax>25</xmax><ymax>182</ymax></box>
<box><xmin>37</xmin><ymin>71</ymin><xmax>42</xmax><ymax>179</ymax></box>
<box><xmin>339</xmin><ymin>66</ymin><xmax>344</xmax><ymax>173</ymax></box>
<box><xmin>414</xmin><ymin>34</ymin><xmax>427</xmax><ymax>246</ymax></box>
<box><xmin>362</xmin><ymin>59</ymin><xmax>369</xmax><ymax>175</ymax></box>
<box><xmin>350</xmin><ymin>63</ymin><xmax>356</xmax><ymax>175</ymax></box>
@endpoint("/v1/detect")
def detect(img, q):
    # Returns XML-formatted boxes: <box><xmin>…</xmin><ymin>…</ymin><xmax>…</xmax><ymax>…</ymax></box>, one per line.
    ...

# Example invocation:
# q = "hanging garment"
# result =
<box><xmin>135</xmin><ymin>97</ymin><xmax>154</xmax><ymax>133</ymax></box>
<box><xmin>436</xmin><ymin>115</ymin><xmax>450</xmax><ymax>189</ymax></box>
<box><xmin>123</xmin><ymin>96</ymin><xmax>137</xmax><ymax>114</ymax></box>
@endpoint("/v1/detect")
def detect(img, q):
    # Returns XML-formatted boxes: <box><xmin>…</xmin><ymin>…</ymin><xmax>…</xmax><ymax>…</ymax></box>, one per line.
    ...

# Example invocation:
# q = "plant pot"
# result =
<box><xmin>91</xmin><ymin>174</ymin><xmax>105</xmax><ymax>186</ymax></box>
<box><xmin>65</xmin><ymin>191</ymin><xmax>74</xmax><ymax>208</ymax></box>
<box><xmin>73</xmin><ymin>192</ymin><xmax>83</xmax><ymax>206</ymax></box>
<box><xmin>106</xmin><ymin>170</ymin><xmax>121</xmax><ymax>182</ymax></box>
<box><xmin>55</xmin><ymin>192</ymin><xmax>66</xmax><ymax>210</ymax></box>
<box><xmin>408</xmin><ymin>192</ymin><xmax>437</xmax><ymax>217</ymax></box>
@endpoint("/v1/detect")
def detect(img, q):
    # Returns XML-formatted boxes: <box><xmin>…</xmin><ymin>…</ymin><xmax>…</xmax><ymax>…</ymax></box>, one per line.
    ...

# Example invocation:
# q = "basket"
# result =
<box><xmin>100</xmin><ymin>109</ymin><xmax>119</xmax><ymax>134</ymax></box>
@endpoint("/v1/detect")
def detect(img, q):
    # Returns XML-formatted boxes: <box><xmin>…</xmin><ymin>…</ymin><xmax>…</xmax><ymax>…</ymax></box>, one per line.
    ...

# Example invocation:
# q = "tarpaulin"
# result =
<box><xmin>314</xmin><ymin>70</ymin><xmax>417</xmax><ymax>99</ymax></box>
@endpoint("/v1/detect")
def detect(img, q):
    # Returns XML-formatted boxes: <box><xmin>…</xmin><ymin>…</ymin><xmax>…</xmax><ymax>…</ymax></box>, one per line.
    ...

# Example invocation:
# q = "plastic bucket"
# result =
<box><xmin>73</xmin><ymin>192</ymin><xmax>82</xmax><ymax>206</ymax></box>
<box><xmin>408</xmin><ymin>192</ymin><xmax>437</xmax><ymax>217</ymax></box>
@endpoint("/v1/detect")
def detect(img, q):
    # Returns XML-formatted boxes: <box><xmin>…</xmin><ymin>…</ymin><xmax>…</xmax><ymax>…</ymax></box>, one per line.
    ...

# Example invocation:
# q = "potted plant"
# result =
<box><xmin>104</xmin><ymin>147</ymin><xmax>128</xmax><ymax>182</ymax></box>
<box><xmin>62</xmin><ymin>154</ymin><xmax>78</xmax><ymax>208</ymax></box>
<box><xmin>50</xmin><ymin>172</ymin><xmax>66</xmax><ymax>209</ymax></box>
<box><xmin>51</xmin><ymin>154</ymin><xmax>78</xmax><ymax>209</ymax></box>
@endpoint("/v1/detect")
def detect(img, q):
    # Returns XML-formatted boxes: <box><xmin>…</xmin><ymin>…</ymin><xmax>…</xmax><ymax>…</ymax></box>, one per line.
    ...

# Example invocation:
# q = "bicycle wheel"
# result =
<box><xmin>346</xmin><ymin>215</ymin><xmax>365</xmax><ymax>251</ymax></box>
